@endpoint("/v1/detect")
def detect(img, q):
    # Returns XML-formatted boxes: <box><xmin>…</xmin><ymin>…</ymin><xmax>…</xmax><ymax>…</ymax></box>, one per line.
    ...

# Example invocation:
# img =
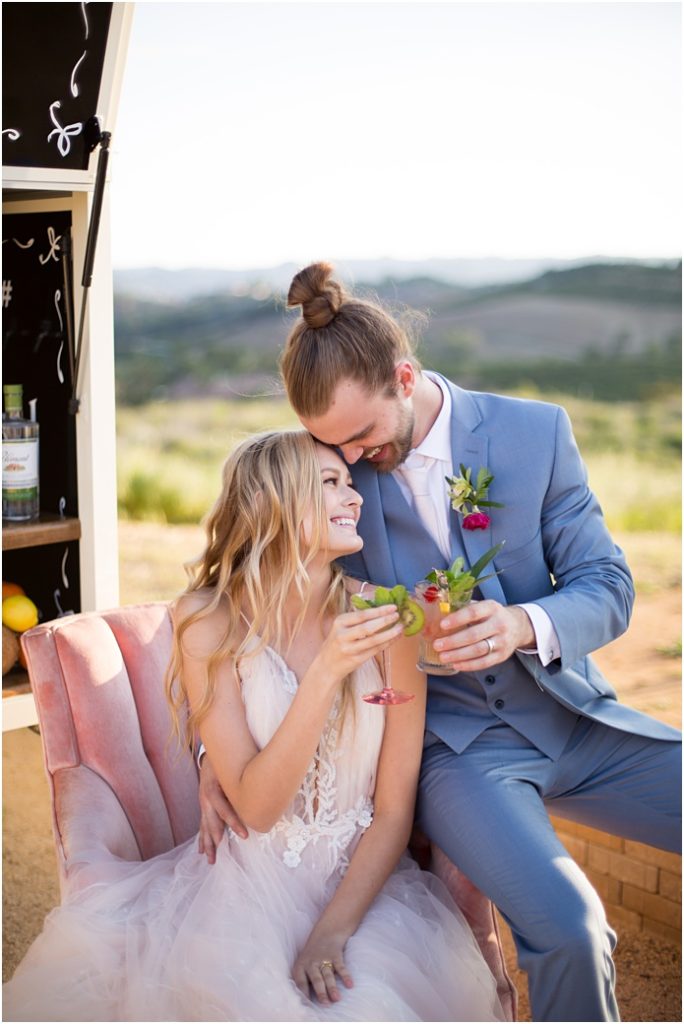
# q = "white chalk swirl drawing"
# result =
<box><xmin>59</xmin><ymin>497</ymin><xmax>67</xmax><ymax>519</ymax></box>
<box><xmin>70</xmin><ymin>51</ymin><xmax>87</xmax><ymax>98</ymax></box>
<box><xmin>47</xmin><ymin>100</ymin><xmax>83</xmax><ymax>158</ymax></box>
<box><xmin>2</xmin><ymin>128</ymin><xmax>20</xmax><ymax>141</ymax></box>
<box><xmin>0</xmin><ymin>237</ymin><xmax>35</xmax><ymax>249</ymax></box>
<box><xmin>54</xmin><ymin>289</ymin><xmax>66</xmax><ymax>383</ymax></box>
<box><xmin>61</xmin><ymin>546</ymin><xmax>70</xmax><ymax>588</ymax></box>
<box><xmin>54</xmin><ymin>548</ymin><xmax>74</xmax><ymax>617</ymax></box>
<box><xmin>81</xmin><ymin>2</ymin><xmax>90</xmax><ymax>41</ymax></box>
<box><xmin>39</xmin><ymin>225</ymin><xmax>62</xmax><ymax>265</ymax></box>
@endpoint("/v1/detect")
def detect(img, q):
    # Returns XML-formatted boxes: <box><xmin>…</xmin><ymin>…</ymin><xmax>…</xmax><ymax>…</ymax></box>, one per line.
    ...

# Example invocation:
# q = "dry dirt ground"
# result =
<box><xmin>3</xmin><ymin>526</ymin><xmax>681</xmax><ymax>1020</ymax></box>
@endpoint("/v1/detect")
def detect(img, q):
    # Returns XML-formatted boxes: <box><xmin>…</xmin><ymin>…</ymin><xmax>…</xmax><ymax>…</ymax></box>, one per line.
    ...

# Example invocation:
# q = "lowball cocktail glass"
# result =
<box><xmin>414</xmin><ymin>582</ymin><xmax>471</xmax><ymax>676</ymax></box>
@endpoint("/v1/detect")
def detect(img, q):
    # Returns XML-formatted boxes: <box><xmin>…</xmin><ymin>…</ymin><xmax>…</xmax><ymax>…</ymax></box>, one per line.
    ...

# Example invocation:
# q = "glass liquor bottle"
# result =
<box><xmin>2</xmin><ymin>384</ymin><xmax>40</xmax><ymax>521</ymax></box>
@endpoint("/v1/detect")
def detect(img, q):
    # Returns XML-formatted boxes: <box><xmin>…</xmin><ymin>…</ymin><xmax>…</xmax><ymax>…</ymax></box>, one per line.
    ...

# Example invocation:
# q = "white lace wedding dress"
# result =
<box><xmin>4</xmin><ymin>643</ymin><xmax>504</xmax><ymax>1022</ymax></box>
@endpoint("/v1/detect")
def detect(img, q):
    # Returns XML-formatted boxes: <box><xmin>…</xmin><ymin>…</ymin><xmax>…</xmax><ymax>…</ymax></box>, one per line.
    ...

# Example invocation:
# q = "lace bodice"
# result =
<box><xmin>237</xmin><ymin>643</ymin><xmax>386</xmax><ymax>872</ymax></box>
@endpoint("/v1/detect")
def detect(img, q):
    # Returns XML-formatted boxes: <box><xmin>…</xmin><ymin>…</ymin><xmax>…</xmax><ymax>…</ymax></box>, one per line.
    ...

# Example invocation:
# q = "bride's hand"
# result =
<box><xmin>198</xmin><ymin>754</ymin><xmax>248</xmax><ymax>862</ymax></box>
<box><xmin>292</xmin><ymin>929</ymin><xmax>353</xmax><ymax>1005</ymax></box>
<box><xmin>314</xmin><ymin>605</ymin><xmax>402</xmax><ymax>683</ymax></box>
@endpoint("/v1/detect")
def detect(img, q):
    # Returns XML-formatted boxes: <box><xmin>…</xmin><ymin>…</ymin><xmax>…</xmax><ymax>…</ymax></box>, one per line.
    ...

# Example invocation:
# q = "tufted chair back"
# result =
<box><xmin>21</xmin><ymin>602</ymin><xmax>516</xmax><ymax>1019</ymax></box>
<box><xmin>22</xmin><ymin>603</ymin><xmax>199</xmax><ymax>890</ymax></box>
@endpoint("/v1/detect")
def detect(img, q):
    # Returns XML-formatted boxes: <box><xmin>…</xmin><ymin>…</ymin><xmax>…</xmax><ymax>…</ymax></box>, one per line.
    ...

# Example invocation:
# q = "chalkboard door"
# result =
<box><xmin>2</xmin><ymin>3</ymin><xmax>113</xmax><ymax>171</ymax></box>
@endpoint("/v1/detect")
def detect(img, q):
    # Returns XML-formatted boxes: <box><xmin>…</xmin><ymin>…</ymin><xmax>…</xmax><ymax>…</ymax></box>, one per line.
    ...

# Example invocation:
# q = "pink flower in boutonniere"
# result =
<box><xmin>446</xmin><ymin>464</ymin><xmax>504</xmax><ymax>531</ymax></box>
<box><xmin>463</xmin><ymin>511</ymin><xmax>491</xmax><ymax>531</ymax></box>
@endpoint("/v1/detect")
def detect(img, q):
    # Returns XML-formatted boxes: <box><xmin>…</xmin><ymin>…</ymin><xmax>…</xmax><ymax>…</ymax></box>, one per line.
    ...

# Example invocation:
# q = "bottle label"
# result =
<box><xmin>2</xmin><ymin>440</ymin><xmax>39</xmax><ymax>489</ymax></box>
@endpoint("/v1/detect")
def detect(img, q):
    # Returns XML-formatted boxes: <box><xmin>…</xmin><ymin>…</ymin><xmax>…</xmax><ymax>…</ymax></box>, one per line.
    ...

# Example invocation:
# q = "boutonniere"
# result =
<box><xmin>446</xmin><ymin>464</ymin><xmax>504</xmax><ymax>531</ymax></box>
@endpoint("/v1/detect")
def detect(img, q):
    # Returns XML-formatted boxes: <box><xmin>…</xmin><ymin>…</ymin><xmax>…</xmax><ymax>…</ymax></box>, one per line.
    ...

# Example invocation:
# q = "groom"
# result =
<box><xmin>202</xmin><ymin>265</ymin><xmax>681</xmax><ymax>1022</ymax></box>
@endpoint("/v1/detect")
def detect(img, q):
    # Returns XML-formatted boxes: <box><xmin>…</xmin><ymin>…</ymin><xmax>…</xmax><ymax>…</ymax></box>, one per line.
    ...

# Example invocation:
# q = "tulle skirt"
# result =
<box><xmin>4</xmin><ymin>831</ymin><xmax>504</xmax><ymax>1022</ymax></box>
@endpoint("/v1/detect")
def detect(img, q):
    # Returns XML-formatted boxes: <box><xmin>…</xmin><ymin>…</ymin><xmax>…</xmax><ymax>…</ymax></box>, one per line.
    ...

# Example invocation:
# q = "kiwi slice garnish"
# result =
<box><xmin>397</xmin><ymin>597</ymin><xmax>424</xmax><ymax>636</ymax></box>
<box><xmin>350</xmin><ymin>589</ymin><xmax>425</xmax><ymax>637</ymax></box>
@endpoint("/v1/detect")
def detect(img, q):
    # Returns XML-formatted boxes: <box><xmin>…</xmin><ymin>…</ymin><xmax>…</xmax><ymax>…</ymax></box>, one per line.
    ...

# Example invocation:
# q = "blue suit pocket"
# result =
<box><xmin>494</xmin><ymin>529</ymin><xmax>554</xmax><ymax>604</ymax></box>
<box><xmin>495</xmin><ymin>527</ymin><xmax>542</xmax><ymax>570</ymax></box>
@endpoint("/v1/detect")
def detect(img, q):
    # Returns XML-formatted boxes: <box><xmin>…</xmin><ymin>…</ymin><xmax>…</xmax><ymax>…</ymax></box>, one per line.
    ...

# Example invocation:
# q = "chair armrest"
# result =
<box><xmin>53</xmin><ymin>764</ymin><xmax>143</xmax><ymax>896</ymax></box>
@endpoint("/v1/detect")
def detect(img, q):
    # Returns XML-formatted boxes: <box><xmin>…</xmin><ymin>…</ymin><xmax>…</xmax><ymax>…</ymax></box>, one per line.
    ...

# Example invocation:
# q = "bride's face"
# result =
<box><xmin>302</xmin><ymin>443</ymin><xmax>364</xmax><ymax>557</ymax></box>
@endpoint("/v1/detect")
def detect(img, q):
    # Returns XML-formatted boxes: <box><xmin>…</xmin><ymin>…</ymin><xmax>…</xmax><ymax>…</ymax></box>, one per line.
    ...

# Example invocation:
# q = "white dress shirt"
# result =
<box><xmin>394</xmin><ymin>374</ymin><xmax>560</xmax><ymax>667</ymax></box>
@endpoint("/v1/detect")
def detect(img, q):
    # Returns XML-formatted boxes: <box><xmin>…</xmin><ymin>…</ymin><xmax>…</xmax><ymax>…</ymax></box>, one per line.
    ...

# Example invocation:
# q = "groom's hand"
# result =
<box><xmin>432</xmin><ymin>600</ymin><xmax>535</xmax><ymax>671</ymax></box>
<box><xmin>198</xmin><ymin>754</ymin><xmax>248</xmax><ymax>863</ymax></box>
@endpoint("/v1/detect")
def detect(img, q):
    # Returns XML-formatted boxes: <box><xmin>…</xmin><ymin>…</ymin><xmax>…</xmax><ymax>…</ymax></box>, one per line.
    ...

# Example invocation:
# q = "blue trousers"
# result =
<box><xmin>416</xmin><ymin>717</ymin><xmax>681</xmax><ymax>1023</ymax></box>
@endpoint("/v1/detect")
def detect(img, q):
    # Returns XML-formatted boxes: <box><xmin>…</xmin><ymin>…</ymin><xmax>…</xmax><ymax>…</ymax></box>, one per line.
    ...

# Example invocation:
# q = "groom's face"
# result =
<box><xmin>300</xmin><ymin>375</ymin><xmax>416</xmax><ymax>474</ymax></box>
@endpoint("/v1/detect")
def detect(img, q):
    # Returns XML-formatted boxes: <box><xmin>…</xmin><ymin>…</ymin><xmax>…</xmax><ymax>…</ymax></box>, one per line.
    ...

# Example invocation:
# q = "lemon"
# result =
<box><xmin>2</xmin><ymin>595</ymin><xmax>39</xmax><ymax>633</ymax></box>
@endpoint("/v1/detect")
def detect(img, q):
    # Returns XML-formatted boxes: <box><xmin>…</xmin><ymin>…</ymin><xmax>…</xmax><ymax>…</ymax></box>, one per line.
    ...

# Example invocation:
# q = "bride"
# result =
<box><xmin>4</xmin><ymin>430</ymin><xmax>504</xmax><ymax>1022</ymax></box>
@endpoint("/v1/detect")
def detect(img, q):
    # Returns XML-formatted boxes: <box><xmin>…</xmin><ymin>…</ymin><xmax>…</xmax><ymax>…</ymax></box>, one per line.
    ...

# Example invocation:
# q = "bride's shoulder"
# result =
<box><xmin>171</xmin><ymin>588</ymin><xmax>231</xmax><ymax>659</ymax></box>
<box><xmin>172</xmin><ymin>586</ymin><xmax>219</xmax><ymax>619</ymax></box>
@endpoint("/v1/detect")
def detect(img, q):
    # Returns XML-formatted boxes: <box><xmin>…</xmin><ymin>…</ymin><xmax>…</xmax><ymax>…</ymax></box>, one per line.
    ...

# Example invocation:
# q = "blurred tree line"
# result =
<box><xmin>114</xmin><ymin>261</ymin><xmax>681</xmax><ymax>406</ymax></box>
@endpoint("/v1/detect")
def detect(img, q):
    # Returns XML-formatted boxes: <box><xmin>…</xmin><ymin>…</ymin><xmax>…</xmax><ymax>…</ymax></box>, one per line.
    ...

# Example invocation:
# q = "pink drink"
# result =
<box><xmin>414</xmin><ymin>582</ymin><xmax>470</xmax><ymax>676</ymax></box>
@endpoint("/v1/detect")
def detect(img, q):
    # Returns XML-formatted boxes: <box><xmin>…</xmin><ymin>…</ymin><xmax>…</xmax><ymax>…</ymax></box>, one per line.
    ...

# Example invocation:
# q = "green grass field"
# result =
<box><xmin>117</xmin><ymin>392</ymin><xmax>681</xmax><ymax>533</ymax></box>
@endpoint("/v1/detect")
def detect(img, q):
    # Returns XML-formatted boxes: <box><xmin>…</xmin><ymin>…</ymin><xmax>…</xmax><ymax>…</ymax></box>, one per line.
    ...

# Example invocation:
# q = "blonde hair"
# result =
<box><xmin>280</xmin><ymin>261</ymin><xmax>422</xmax><ymax>417</ymax></box>
<box><xmin>165</xmin><ymin>429</ymin><xmax>351</xmax><ymax>750</ymax></box>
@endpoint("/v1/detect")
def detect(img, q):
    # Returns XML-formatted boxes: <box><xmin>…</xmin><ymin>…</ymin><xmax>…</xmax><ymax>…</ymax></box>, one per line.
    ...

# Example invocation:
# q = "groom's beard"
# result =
<box><xmin>369</xmin><ymin>405</ymin><xmax>415</xmax><ymax>474</ymax></box>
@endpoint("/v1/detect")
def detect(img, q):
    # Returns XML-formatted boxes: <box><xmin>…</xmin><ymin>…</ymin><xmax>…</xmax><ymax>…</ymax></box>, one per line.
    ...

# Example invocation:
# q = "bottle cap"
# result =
<box><xmin>3</xmin><ymin>384</ymin><xmax>23</xmax><ymax>409</ymax></box>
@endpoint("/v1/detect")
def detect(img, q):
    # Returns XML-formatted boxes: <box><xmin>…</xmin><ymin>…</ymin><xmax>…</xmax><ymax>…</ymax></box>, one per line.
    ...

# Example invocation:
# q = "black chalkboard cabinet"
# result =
<box><xmin>2</xmin><ymin>4</ymin><xmax>133</xmax><ymax>730</ymax></box>
<box><xmin>3</xmin><ymin>3</ymin><xmax>113</xmax><ymax>172</ymax></box>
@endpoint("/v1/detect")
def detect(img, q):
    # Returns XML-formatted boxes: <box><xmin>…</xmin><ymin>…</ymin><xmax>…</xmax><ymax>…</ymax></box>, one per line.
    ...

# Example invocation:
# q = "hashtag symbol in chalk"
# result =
<box><xmin>2</xmin><ymin>280</ymin><xmax>12</xmax><ymax>308</ymax></box>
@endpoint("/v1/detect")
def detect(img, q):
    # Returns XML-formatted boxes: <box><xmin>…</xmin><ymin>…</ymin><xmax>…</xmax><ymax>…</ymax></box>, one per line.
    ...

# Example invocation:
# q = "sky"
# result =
<box><xmin>110</xmin><ymin>1</ymin><xmax>682</xmax><ymax>269</ymax></box>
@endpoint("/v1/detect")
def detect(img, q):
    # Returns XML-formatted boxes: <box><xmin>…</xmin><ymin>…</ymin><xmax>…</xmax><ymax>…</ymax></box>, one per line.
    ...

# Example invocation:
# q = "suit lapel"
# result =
<box><xmin>444</xmin><ymin>379</ymin><xmax>507</xmax><ymax>605</ymax></box>
<box><xmin>349</xmin><ymin>459</ymin><xmax>397</xmax><ymax>585</ymax></box>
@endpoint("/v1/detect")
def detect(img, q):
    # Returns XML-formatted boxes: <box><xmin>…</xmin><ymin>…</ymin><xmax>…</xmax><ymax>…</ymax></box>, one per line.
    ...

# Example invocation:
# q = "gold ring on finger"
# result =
<box><xmin>319</xmin><ymin>960</ymin><xmax>334</xmax><ymax>971</ymax></box>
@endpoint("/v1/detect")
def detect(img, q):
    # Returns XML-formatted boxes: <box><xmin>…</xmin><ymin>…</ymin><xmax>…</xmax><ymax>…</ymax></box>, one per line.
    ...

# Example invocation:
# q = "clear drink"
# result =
<box><xmin>2</xmin><ymin>384</ymin><xmax>39</xmax><ymax>521</ymax></box>
<box><xmin>414</xmin><ymin>581</ymin><xmax>470</xmax><ymax>676</ymax></box>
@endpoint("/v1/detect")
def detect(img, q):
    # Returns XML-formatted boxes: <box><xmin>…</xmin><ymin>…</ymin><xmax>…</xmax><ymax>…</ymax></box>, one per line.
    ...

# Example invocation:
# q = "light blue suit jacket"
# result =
<box><xmin>340</xmin><ymin>378</ymin><xmax>680</xmax><ymax>748</ymax></box>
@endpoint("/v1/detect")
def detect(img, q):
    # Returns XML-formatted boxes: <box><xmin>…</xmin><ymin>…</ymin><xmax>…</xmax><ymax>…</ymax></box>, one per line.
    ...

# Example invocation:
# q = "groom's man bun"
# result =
<box><xmin>287</xmin><ymin>262</ymin><xmax>345</xmax><ymax>329</ymax></box>
<box><xmin>281</xmin><ymin>261</ymin><xmax>421</xmax><ymax>417</ymax></box>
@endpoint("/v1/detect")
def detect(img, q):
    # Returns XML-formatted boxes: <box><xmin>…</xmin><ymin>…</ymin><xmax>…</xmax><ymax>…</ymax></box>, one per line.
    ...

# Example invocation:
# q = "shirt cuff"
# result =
<box><xmin>196</xmin><ymin>742</ymin><xmax>206</xmax><ymax>769</ymax></box>
<box><xmin>516</xmin><ymin>603</ymin><xmax>561</xmax><ymax>667</ymax></box>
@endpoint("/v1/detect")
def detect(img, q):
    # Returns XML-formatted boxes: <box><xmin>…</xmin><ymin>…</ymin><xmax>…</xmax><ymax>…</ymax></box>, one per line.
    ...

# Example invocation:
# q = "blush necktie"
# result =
<box><xmin>402</xmin><ymin>454</ymin><xmax>450</xmax><ymax>561</ymax></box>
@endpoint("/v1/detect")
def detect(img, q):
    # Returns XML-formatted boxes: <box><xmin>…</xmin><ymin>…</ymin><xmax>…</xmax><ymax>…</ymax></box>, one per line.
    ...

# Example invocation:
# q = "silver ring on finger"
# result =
<box><xmin>484</xmin><ymin>637</ymin><xmax>495</xmax><ymax>655</ymax></box>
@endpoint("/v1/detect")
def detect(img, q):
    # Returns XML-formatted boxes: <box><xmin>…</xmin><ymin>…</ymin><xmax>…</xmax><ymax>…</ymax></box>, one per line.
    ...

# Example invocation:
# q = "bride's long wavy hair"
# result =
<box><xmin>165</xmin><ymin>429</ymin><xmax>351</xmax><ymax>752</ymax></box>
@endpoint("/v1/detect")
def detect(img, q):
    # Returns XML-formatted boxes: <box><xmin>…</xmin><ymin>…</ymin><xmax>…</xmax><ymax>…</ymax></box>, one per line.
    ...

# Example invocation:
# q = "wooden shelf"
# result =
<box><xmin>2</xmin><ymin>668</ymin><xmax>37</xmax><ymax>731</ymax></box>
<box><xmin>2</xmin><ymin>668</ymin><xmax>31</xmax><ymax>698</ymax></box>
<box><xmin>2</xmin><ymin>514</ymin><xmax>81</xmax><ymax>551</ymax></box>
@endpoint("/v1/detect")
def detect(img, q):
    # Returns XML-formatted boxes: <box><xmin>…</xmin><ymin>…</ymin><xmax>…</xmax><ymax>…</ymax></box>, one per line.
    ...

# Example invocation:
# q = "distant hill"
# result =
<box><xmin>113</xmin><ymin>256</ymin><xmax>676</xmax><ymax>302</ymax></box>
<box><xmin>113</xmin><ymin>261</ymin><xmax>681</xmax><ymax>404</ymax></box>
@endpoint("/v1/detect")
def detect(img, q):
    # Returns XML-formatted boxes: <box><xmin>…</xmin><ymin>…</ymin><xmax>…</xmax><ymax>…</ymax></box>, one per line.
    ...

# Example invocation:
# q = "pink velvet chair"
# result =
<box><xmin>22</xmin><ymin>602</ymin><xmax>517</xmax><ymax>1020</ymax></box>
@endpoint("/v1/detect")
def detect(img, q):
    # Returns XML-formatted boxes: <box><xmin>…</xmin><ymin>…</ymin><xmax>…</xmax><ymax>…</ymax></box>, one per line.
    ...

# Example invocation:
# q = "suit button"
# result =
<box><xmin>485</xmin><ymin>675</ymin><xmax>496</xmax><ymax>685</ymax></box>
<box><xmin>494</xmin><ymin>699</ymin><xmax>505</xmax><ymax>710</ymax></box>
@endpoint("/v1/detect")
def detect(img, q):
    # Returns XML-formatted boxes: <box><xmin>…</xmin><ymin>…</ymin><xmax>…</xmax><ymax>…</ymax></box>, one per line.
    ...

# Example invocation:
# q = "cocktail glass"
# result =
<box><xmin>362</xmin><ymin>648</ymin><xmax>416</xmax><ymax>705</ymax></box>
<box><xmin>414</xmin><ymin>581</ymin><xmax>472</xmax><ymax>676</ymax></box>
